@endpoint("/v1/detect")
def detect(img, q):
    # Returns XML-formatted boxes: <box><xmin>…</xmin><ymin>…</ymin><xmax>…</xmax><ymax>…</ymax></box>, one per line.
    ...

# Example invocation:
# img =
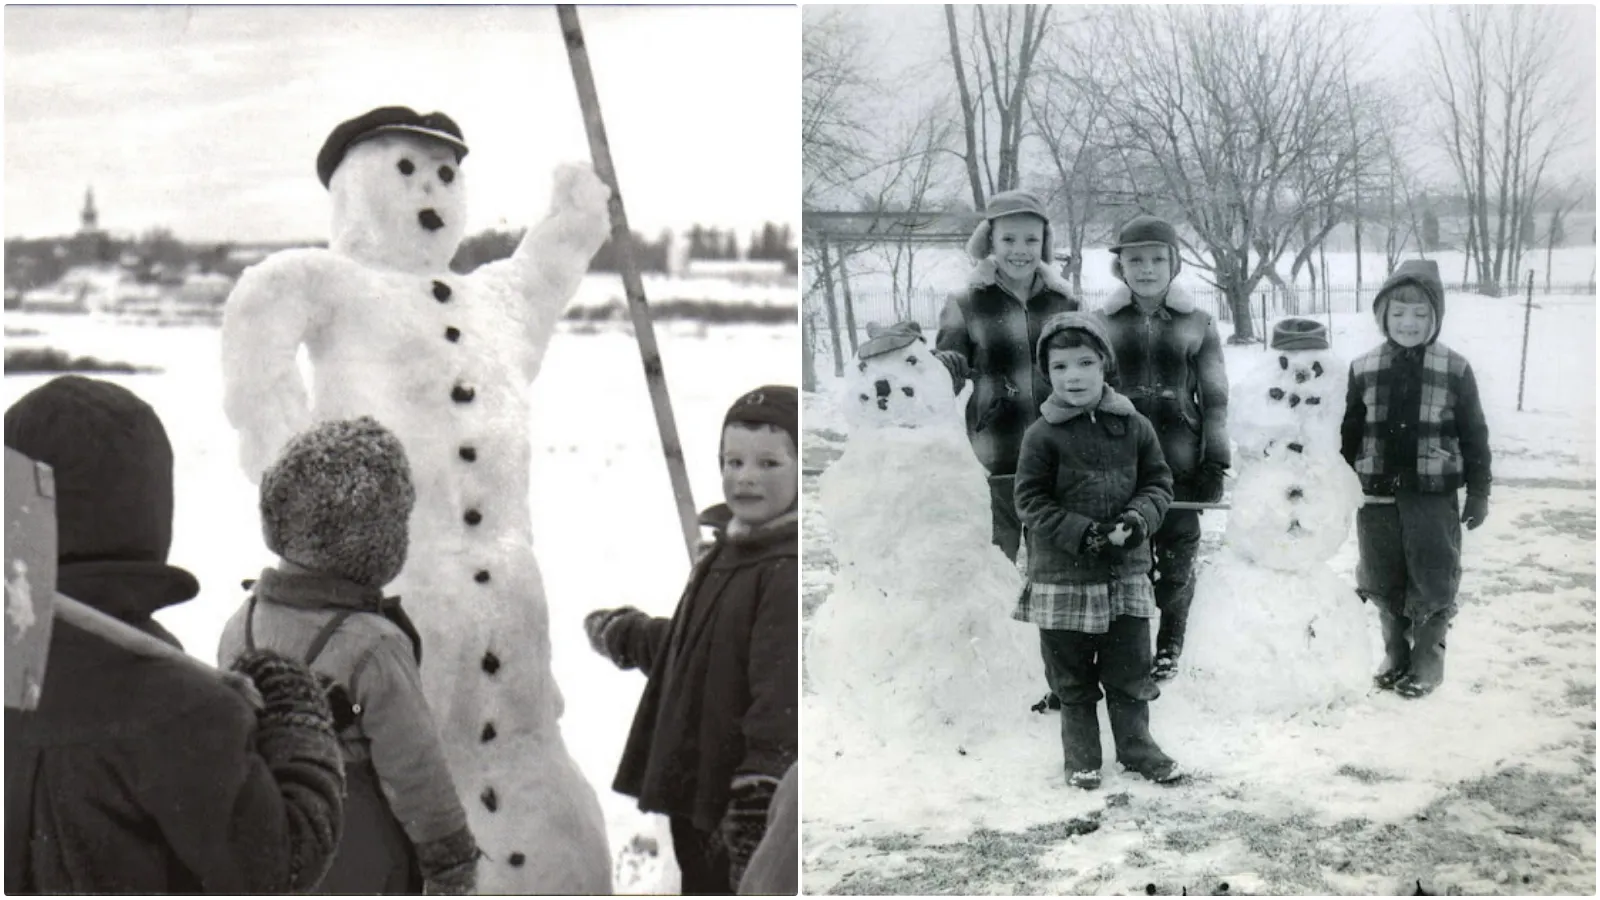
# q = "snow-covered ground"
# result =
<box><xmin>801</xmin><ymin>289</ymin><xmax>1596</xmax><ymax>894</ymax></box>
<box><xmin>4</xmin><ymin>308</ymin><xmax>797</xmax><ymax>894</ymax></box>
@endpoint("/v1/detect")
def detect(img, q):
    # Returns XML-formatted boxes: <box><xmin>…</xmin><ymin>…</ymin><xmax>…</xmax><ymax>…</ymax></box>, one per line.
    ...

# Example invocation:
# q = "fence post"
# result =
<box><xmin>1516</xmin><ymin>268</ymin><xmax>1534</xmax><ymax>412</ymax></box>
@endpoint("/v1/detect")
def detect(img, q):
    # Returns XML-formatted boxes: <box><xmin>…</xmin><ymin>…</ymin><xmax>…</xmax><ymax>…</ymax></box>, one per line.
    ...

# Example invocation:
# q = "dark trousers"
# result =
<box><xmin>989</xmin><ymin>475</ymin><xmax>1021</xmax><ymax>563</ymax></box>
<box><xmin>1151</xmin><ymin>508</ymin><xmax>1201</xmax><ymax>658</ymax></box>
<box><xmin>1357</xmin><ymin>491</ymin><xmax>1463</xmax><ymax>684</ymax></box>
<box><xmin>1039</xmin><ymin>618</ymin><xmax>1173</xmax><ymax>775</ymax></box>
<box><xmin>671</xmin><ymin>817</ymin><xmax>732</xmax><ymax>895</ymax></box>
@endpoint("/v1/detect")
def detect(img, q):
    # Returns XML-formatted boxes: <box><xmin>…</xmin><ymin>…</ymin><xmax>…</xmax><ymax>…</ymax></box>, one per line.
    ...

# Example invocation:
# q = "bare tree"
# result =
<box><xmin>1421</xmin><ymin>6</ymin><xmax>1582</xmax><ymax>293</ymax></box>
<box><xmin>803</xmin><ymin>8</ymin><xmax>878</xmax><ymax>207</ymax></box>
<box><xmin>1092</xmin><ymin>6</ymin><xmax>1366</xmax><ymax>341</ymax></box>
<box><xmin>944</xmin><ymin>4</ymin><xmax>1052</xmax><ymax>209</ymax></box>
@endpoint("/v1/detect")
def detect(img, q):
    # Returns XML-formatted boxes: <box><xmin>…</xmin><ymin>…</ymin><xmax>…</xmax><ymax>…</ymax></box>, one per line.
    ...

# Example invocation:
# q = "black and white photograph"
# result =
<box><xmin>5</xmin><ymin>5</ymin><xmax>799</xmax><ymax>895</ymax></box>
<box><xmin>801</xmin><ymin>4</ymin><xmax>1595</xmax><ymax>895</ymax></box>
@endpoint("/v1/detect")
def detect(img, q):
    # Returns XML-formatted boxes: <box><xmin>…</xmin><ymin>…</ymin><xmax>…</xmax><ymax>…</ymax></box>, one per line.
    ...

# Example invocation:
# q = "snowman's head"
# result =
<box><xmin>329</xmin><ymin>133</ymin><xmax>469</xmax><ymax>273</ymax></box>
<box><xmin>1233</xmin><ymin>320</ymin><xmax>1348</xmax><ymax>462</ymax></box>
<box><xmin>843</xmin><ymin>322</ymin><xmax>961</xmax><ymax>432</ymax></box>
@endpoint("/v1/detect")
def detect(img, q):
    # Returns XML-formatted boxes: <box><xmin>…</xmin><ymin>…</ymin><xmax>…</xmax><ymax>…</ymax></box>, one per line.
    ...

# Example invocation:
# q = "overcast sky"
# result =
<box><xmin>5</xmin><ymin>6</ymin><xmax>798</xmax><ymax>243</ymax></box>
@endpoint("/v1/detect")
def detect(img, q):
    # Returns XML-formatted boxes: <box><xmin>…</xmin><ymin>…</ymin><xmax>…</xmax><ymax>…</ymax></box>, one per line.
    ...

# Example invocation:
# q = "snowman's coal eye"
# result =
<box><xmin>1312</xmin><ymin>361</ymin><xmax>1324</xmax><ymax>377</ymax></box>
<box><xmin>1269</xmin><ymin>388</ymin><xmax>1285</xmax><ymax>401</ymax></box>
<box><xmin>857</xmin><ymin>360</ymin><xmax>867</xmax><ymax>373</ymax></box>
<box><xmin>398</xmin><ymin>159</ymin><xmax>416</xmax><ymax>176</ymax></box>
<box><xmin>906</xmin><ymin>354</ymin><xmax>918</xmax><ymax>366</ymax></box>
<box><xmin>1278</xmin><ymin>355</ymin><xmax>1289</xmax><ymax>371</ymax></box>
<box><xmin>439</xmin><ymin>165</ymin><xmax>455</xmax><ymax>184</ymax></box>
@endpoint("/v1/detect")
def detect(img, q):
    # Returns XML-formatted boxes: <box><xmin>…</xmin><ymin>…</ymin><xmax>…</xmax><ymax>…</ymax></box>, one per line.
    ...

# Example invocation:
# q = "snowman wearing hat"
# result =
<box><xmin>220</xmin><ymin>106</ymin><xmax>614</xmax><ymax>893</ymax></box>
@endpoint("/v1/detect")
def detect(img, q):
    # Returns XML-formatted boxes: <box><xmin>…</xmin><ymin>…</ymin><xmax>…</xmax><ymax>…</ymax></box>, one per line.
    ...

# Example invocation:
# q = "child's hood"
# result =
<box><xmin>1372</xmin><ymin>258</ymin><xmax>1445</xmax><ymax>344</ymax></box>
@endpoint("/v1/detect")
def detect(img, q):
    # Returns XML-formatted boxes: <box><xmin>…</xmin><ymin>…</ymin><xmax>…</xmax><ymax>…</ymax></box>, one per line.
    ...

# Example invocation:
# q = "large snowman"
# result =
<box><xmin>1174</xmin><ymin>318</ymin><xmax>1373</xmax><ymax>718</ymax></box>
<box><xmin>219</xmin><ymin>107</ymin><xmax>612</xmax><ymax>892</ymax></box>
<box><xmin>806</xmin><ymin>321</ymin><xmax>1036</xmax><ymax>755</ymax></box>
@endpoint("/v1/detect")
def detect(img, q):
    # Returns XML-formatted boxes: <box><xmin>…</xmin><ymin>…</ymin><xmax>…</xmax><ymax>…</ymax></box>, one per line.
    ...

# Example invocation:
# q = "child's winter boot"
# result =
<box><xmin>1372</xmin><ymin>604</ymin><xmax>1411</xmax><ymax>690</ymax></box>
<box><xmin>1057</xmin><ymin>703</ymin><xmax>1102</xmax><ymax>775</ymax></box>
<box><xmin>1067</xmin><ymin>770</ymin><xmax>1102</xmax><ymax>790</ymax></box>
<box><xmin>1106</xmin><ymin>698</ymin><xmax>1183</xmax><ymax>784</ymax></box>
<box><xmin>1395</xmin><ymin>611</ymin><xmax>1450</xmax><ymax>699</ymax></box>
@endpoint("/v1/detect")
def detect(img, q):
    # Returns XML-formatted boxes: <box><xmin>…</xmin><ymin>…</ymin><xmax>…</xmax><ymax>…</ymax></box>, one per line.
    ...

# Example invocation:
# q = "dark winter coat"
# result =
<box><xmin>5</xmin><ymin>568</ymin><xmax>345</xmax><ymax>894</ymax></box>
<box><xmin>4</xmin><ymin>375</ymin><xmax>344</xmax><ymax>893</ymax></box>
<box><xmin>1014</xmin><ymin>386</ymin><xmax>1174</xmax><ymax>584</ymax></box>
<box><xmin>1097</xmin><ymin>284</ymin><xmax>1231</xmax><ymax>490</ymax></box>
<box><xmin>935</xmin><ymin>259</ymin><xmax>1080</xmax><ymax>475</ymax></box>
<box><xmin>605</xmin><ymin>505</ymin><xmax>798</xmax><ymax>833</ymax></box>
<box><xmin>1340</xmin><ymin>263</ymin><xmax>1492</xmax><ymax>498</ymax></box>
<box><xmin>217</xmin><ymin>566</ymin><xmax>470</xmax><ymax>892</ymax></box>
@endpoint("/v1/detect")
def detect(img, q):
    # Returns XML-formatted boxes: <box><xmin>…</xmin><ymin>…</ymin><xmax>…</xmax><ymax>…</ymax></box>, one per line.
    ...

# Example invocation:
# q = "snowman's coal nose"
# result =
<box><xmin>418</xmin><ymin>209</ymin><xmax>444</xmax><ymax>231</ymax></box>
<box><xmin>874</xmin><ymin>379</ymin><xmax>891</xmax><ymax>398</ymax></box>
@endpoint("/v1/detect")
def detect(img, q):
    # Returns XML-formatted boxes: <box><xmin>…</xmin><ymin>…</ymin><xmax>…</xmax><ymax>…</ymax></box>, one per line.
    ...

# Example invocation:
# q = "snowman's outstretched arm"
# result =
<box><xmin>1013</xmin><ymin>429</ymin><xmax>1095</xmax><ymax>555</ymax></box>
<box><xmin>220</xmin><ymin>252</ymin><xmax>320</xmax><ymax>484</ymax></box>
<box><xmin>475</xmin><ymin>164</ymin><xmax>612</xmax><ymax>369</ymax></box>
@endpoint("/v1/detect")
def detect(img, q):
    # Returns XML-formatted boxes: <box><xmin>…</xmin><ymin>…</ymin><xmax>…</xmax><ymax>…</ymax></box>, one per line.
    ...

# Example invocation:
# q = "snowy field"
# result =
<box><xmin>4</xmin><ymin>309</ymin><xmax>798</xmax><ymax>894</ymax></box>
<box><xmin>801</xmin><ymin>288</ymin><xmax>1596</xmax><ymax>895</ymax></box>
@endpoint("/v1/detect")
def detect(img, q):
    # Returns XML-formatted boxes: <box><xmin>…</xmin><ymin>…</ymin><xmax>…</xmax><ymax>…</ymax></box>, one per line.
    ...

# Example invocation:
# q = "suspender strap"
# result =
<box><xmin>244</xmin><ymin>596</ymin><xmax>258</xmax><ymax>653</ymax></box>
<box><xmin>304</xmin><ymin>610</ymin><xmax>356</xmax><ymax>668</ymax></box>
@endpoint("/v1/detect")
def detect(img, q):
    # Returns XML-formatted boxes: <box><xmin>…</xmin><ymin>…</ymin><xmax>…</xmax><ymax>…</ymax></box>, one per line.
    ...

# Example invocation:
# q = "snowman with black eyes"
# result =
<box><xmin>220</xmin><ymin>106</ymin><xmax>614</xmax><ymax>892</ymax></box>
<box><xmin>1173</xmin><ymin>317</ymin><xmax>1373</xmax><ymax>719</ymax></box>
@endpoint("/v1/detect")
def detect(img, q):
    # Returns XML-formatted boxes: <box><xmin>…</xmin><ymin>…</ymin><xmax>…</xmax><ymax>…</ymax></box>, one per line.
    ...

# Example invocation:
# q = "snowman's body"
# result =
<box><xmin>806</xmin><ymin>332</ymin><xmax>1035</xmax><ymax>754</ymax></box>
<box><xmin>1178</xmin><ymin>344</ymin><xmax>1373</xmax><ymax>718</ymax></box>
<box><xmin>221</xmin><ymin>134</ymin><xmax>612</xmax><ymax>892</ymax></box>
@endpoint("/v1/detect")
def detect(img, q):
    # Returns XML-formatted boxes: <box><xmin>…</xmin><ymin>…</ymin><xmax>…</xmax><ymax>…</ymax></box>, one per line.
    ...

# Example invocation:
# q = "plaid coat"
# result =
<box><xmin>935</xmin><ymin>259</ymin><xmax>1079</xmax><ymax>475</ymax></box>
<box><xmin>1341</xmin><ymin>341</ymin><xmax>1492</xmax><ymax>497</ymax></box>
<box><xmin>1098</xmin><ymin>285</ymin><xmax>1231</xmax><ymax>489</ymax></box>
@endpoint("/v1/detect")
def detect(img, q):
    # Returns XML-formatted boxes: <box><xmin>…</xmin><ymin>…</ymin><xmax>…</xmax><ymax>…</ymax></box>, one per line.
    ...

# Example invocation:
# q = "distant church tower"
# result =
<box><xmin>79</xmin><ymin>186</ymin><xmax>100</xmax><ymax>234</ymax></box>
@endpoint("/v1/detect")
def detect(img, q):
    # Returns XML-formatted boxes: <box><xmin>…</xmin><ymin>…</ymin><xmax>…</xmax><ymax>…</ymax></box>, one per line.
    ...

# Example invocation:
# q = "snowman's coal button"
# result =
<box><xmin>464</xmin><ymin>509</ymin><xmax>483</xmax><ymax>526</ymax></box>
<box><xmin>445</xmin><ymin>326</ymin><xmax>461</xmax><ymax>342</ymax></box>
<box><xmin>474</xmin><ymin>569</ymin><xmax>491</xmax><ymax>583</ymax></box>
<box><xmin>481</xmin><ymin>787</ymin><xmax>498</xmax><ymax>812</ymax></box>
<box><xmin>432</xmin><ymin>280</ymin><xmax>452</xmax><ymax>302</ymax></box>
<box><xmin>1269</xmin><ymin>388</ymin><xmax>1285</xmax><ymax>401</ymax></box>
<box><xmin>509</xmin><ymin>853</ymin><xmax>526</xmax><ymax>868</ymax></box>
<box><xmin>452</xmin><ymin>385</ymin><xmax>475</xmax><ymax>403</ymax></box>
<box><xmin>459</xmin><ymin>445</ymin><xmax>477</xmax><ymax>462</ymax></box>
<box><xmin>482</xmin><ymin>651</ymin><xmax>500</xmax><ymax>674</ymax></box>
<box><xmin>1287</xmin><ymin>487</ymin><xmax>1304</xmax><ymax>500</ymax></box>
<box><xmin>481</xmin><ymin>721</ymin><xmax>497</xmax><ymax>742</ymax></box>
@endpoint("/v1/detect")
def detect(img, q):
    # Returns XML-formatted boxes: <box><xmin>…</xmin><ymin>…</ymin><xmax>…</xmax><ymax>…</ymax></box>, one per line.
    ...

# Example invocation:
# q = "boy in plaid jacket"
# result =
<box><xmin>1013</xmin><ymin>312</ymin><xmax>1182</xmax><ymax>789</ymax></box>
<box><xmin>1342</xmin><ymin>260</ymin><xmax>1492</xmax><ymax>699</ymax></box>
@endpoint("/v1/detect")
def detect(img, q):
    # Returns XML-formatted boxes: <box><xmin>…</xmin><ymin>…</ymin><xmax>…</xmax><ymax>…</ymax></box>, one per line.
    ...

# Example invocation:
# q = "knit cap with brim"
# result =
<box><xmin>722</xmin><ymin>385</ymin><xmax>798</xmax><ymax>452</ymax></box>
<box><xmin>1036</xmin><ymin>311</ymin><xmax>1118</xmax><ymax>379</ymax></box>
<box><xmin>1270</xmin><ymin>317</ymin><xmax>1330</xmax><ymax>351</ymax></box>
<box><xmin>1371</xmin><ymin>259</ymin><xmax>1445</xmax><ymax>343</ymax></box>
<box><xmin>260</xmin><ymin>417</ymin><xmax>415</xmax><ymax>588</ymax></box>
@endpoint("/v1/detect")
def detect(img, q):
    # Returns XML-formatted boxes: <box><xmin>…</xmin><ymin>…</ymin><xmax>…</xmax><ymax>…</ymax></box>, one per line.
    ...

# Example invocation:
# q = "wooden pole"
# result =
<box><xmin>557</xmin><ymin>6</ymin><xmax>699</xmax><ymax>562</ymax></box>
<box><xmin>1517</xmin><ymin>268</ymin><xmax>1534</xmax><ymax>412</ymax></box>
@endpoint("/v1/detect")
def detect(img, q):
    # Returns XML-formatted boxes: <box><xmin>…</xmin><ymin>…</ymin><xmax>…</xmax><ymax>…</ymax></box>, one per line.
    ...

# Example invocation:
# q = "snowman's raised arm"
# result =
<box><xmin>474</xmin><ymin>164</ymin><xmax>612</xmax><ymax>375</ymax></box>
<box><xmin>220</xmin><ymin>251</ymin><xmax>322</xmax><ymax>483</ymax></box>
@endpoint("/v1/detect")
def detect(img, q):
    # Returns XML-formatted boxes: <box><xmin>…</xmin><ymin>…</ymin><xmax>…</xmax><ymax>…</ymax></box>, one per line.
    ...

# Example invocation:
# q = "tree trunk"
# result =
<box><xmin>839</xmin><ymin>248</ymin><xmax>860</xmax><ymax>354</ymax></box>
<box><xmin>1222</xmin><ymin>250</ymin><xmax>1257</xmax><ymax>343</ymax></box>
<box><xmin>945</xmin><ymin>5</ymin><xmax>986</xmax><ymax>210</ymax></box>
<box><xmin>818</xmin><ymin>240</ymin><xmax>846</xmax><ymax>377</ymax></box>
<box><xmin>801</xmin><ymin>310</ymin><xmax>819</xmax><ymax>393</ymax></box>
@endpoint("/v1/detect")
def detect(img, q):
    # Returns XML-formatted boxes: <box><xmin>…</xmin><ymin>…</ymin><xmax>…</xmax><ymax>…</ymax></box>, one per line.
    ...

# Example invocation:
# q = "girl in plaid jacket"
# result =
<box><xmin>1013</xmin><ymin>312</ymin><xmax>1182</xmax><ymax>789</ymax></box>
<box><xmin>1341</xmin><ymin>259</ymin><xmax>1492</xmax><ymax>699</ymax></box>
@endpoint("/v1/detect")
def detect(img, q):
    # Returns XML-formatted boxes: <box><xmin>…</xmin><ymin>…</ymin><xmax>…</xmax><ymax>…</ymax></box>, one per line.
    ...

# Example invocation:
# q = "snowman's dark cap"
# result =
<box><xmin>858</xmin><ymin>321</ymin><xmax>925</xmax><ymax>360</ymax></box>
<box><xmin>1270</xmin><ymin>317</ymin><xmax>1329</xmax><ymax>351</ymax></box>
<box><xmin>317</xmin><ymin>106</ymin><xmax>469</xmax><ymax>188</ymax></box>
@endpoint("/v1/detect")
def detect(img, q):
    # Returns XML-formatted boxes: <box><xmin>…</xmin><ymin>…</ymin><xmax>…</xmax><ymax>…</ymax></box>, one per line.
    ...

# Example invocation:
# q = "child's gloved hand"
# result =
<box><xmin>1078</xmin><ymin>521</ymin><xmax>1110</xmax><ymax>559</ymax></box>
<box><xmin>717</xmin><ymin>774</ymin><xmax>778</xmax><ymax>891</ymax></box>
<box><xmin>932</xmin><ymin>350</ymin><xmax>970</xmax><ymax>392</ymax></box>
<box><xmin>1461</xmin><ymin>494</ymin><xmax>1489</xmax><ymax>530</ymax></box>
<box><xmin>1191</xmin><ymin>461</ymin><xmax>1228</xmax><ymax>503</ymax></box>
<box><xmin>582</xmin><ymin>606</ymin><xmax>638</xmax><ymax>658</ymax></box>
<box><xmin>1108</xmin><ymin>511</ymin><xmax>1147</xmax><ymax>549</ymax></box>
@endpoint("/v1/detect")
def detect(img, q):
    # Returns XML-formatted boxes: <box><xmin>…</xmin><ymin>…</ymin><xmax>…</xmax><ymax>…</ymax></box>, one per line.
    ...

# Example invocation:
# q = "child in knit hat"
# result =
<box><xmin>1013</xmin><ymin>313</ymin><xmax>1183</xmax><ymax>788</ymax></box>
<box><xmin>583</xmin><ymin>385</ymin><xmax>799</xmax><ymax>892</ymax></box>
<box><xmin>1341</xmin><ymin>260</ymin><xmax>1492</xmax><ymax>699</ymax></box>
<box><xmin>217</xmin><ymin>417</ymin><xmax>478</xmax><ymax>894</ymax></box>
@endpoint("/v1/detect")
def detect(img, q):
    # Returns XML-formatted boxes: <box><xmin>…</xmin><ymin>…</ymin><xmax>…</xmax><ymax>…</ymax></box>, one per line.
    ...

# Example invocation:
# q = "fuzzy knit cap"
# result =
<box><xmin>1372</xmin><ymin>258</ymin><xmax>1445</xmax><ymax>344</ymax></box>
<box><xmin>966</xmin><ymin>189</ymin><xmax>1055</xmax><ymax>263</ymax></box>
<box><xmin>259</xmin><ymin>417</ymin><xmax>415</xmax><ymax>588</ymax></box>
<box><xmin>1270</xmin><ymin>317</ymin><xmax>1330</xmax><ymax>351</ymax></box>
<box><xmin>4</xmin><ymin>375</ymin><xmax>175</xmax><ymax>565</ymax></box>
<box><xmin>722</xmin><ymin>385</ymin><xmax>798</xmax><ymax>452</ymax></box>
<box><xmin>1036</xmin><ymin>311</ymin><xmax>1119</xmax><ymax>380</ymax></box>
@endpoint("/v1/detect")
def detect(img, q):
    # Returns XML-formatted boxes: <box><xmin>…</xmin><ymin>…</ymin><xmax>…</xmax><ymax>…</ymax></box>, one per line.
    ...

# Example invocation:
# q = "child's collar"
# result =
<box><xmin>726</xmin><ymin>508</ymin><xmax>799</xmax><ymax>540</ymax></box>
<box><xmin>1039</xmin><ymin>386</ymin><xmax>1136</xmax><ymax>424</ymax></box>
<box><xmin>966</xmin><ymin>258</ymin><xmax>1074</xmax><ymax>299</ymax></box>
<box><xmin>1101</xmin><ymin>283</ymin><xmax>1195</xmax><ymax>316</ymax></box>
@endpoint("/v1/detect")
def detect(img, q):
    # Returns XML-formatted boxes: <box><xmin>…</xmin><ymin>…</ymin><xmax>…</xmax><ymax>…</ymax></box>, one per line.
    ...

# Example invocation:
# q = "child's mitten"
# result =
<box><xmin>719</xmin><ymin>774</ymin><xmax>779</xmax><ymax>890</ymax></box>
<box><xmin>1461</xmin><ymin>494</ymin><xmax>1489</xmax><ymax>530</ymax></box>
<box><xmin>932</xmin><ymin>350</ymin><xmax>970</xmax><ymax>392</ymax></box>
<box><xmin>1191</xmin><ymin>460</ymin><xmax>1228</xmax><ymax>503</ymax></box>
<box><xmin>582</xmin><ymin>606</ymin><xmax>639</xmax><ymax>659</ymax></box>
<box><xmin>416</xmin><ymin>827</ymin><xmax>480</xmax><ymax>895</ymax></box>
<box><xmin>1078</xmin><ymin>521</ymin><xmax>1110</xmax><ymax>559</ymax></box>
<box><xmin>1108</xmin><ymin>510</ymin><xmax>1147</xmax><ymax>549</ymax></box>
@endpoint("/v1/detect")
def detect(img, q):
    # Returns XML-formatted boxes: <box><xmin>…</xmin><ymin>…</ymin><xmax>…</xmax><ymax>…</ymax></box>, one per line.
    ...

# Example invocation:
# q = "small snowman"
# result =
<box><xmin>807</xmin><ymin>322</ymin><xmax>1036</xmax><ymax>755</ymax></box>
<box><xmin>220</xmin><ymin>107</ymin><xmax>612</xmax><ymax>892</ymax></box>
<box><xmin>1176</xmin><ymin>318</ymin><xmax>1373</xmax><ymax>718</ymax></box>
